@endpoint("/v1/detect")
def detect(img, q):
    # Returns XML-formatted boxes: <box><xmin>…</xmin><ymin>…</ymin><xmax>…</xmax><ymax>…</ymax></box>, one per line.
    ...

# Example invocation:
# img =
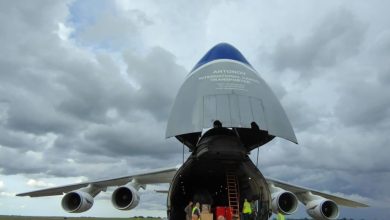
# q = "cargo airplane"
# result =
<box><xmin>17</xmin><ymin>43</ymin><xmax>368</xmax><ymax>220</ymax></box>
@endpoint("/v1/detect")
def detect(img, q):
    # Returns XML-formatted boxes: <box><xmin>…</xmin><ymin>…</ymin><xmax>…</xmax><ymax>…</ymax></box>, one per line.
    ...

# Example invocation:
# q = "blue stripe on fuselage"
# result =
<box><xmin>191</xmin><ymin>43</ymin><xmax>252</xmax><ymax>72</ymax></box>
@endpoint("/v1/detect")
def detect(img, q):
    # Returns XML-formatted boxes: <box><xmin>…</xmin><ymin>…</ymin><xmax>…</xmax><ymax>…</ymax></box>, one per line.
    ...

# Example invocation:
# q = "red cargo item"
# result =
<box><xmin>215</xmin><ymin>207</ymin><xmax>234</xmax><ymax>220</ymax></box>
<box><xmin>216</xmin><ymin>206</ymin><xmax>226</xmax><ymax>218</ymax></box>
<box><xmin>225</xmin><ymin>207</ymin><xmax>233</xmax><ymax>220</ymax></box>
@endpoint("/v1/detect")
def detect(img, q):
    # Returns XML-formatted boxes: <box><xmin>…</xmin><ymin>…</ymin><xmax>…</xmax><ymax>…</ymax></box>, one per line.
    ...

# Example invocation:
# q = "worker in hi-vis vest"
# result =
<box><xmin>277</xmin><ymin>212</ymin><xmax>285</xmax><ymax>220</ymax></box>
<box><xmin>192</xmin><ymin>202</ymin><xmax>201</xmax><ymax>220</ymax></box>
<box><xmin>242</xmin><ymin>198</ymin><xmax>252</xmax><ymax>220</ymax></box>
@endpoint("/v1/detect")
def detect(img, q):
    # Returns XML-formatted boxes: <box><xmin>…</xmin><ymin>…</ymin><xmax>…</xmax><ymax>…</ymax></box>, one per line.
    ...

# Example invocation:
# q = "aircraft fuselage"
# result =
<box><xmin>165</xmin><ymin>43</ymin><xmax>297</xmax><ymax>220</ymax></box>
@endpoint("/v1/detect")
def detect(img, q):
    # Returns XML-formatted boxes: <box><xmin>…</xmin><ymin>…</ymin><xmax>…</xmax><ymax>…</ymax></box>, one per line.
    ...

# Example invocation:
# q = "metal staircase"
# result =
<box><xmin>226</xmin><ymin>171</ymin><xmax>240</xmax><ymax>219</ymax></box>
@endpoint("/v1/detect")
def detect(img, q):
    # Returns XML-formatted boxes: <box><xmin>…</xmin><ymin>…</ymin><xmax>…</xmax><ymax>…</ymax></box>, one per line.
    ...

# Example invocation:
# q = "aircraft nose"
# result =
<box><xmin>191</xmin><ymin>42</ymin><xmax>252</xmax><ymax>72</ymax></box>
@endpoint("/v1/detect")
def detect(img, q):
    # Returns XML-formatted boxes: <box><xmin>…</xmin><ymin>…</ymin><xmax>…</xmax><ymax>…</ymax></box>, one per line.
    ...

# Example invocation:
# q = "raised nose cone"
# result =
<box><xmin>191</xmin><ymin>43</ymin><xmax>252</xmax><ymax>72</ymax></box>
<box><xmin>166</xmin><ymin>43</ymin><xmax>297</xmax><ymax>150</ymax></box>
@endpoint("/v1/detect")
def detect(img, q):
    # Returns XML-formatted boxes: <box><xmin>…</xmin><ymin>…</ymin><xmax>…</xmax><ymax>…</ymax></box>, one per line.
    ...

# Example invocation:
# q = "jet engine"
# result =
<box><xmin>271</xmin><ymin>190</ymin><xmax>299</xmax><ymax>215</ymax></box>
<box><xmin>306</xmin><ymin>199</ymin><xmax>339</xmax><ymax>220</ymax></box>
<box><xmin>61</xmin><ymin>191</ymin><xmax>94</xmax><ymax>213</ymax></box>
<box><xmin>111</xmin><ymin>185</ymin><xmax>140</xmax><ymax>210</ymax></box>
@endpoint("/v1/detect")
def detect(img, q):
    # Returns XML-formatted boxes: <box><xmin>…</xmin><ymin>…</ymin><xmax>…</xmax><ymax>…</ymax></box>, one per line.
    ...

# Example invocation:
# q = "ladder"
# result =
<box><xmin>226</xmin><ymin>171</ymin><xmax>240</xmax><ymax>220</ymax></box>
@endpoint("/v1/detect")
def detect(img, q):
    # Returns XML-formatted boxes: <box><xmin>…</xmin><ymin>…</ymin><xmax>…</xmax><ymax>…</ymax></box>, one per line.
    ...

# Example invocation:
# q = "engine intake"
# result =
<box><xmin>306</xmin><ymin>199</ymin><xmax>339</xmax><ymax>220</ymax></box>
<box><xmin>61</xmin><ymin>191</ymin><xmax>94</xmax><ymax>213</ymax></box>
<box><xmin>111</xmin><ymin>186</ymin><xmax>140</xmax><ymax>210</ymax></box>
<box><xmin>271</xmin><ymin>190</ymin><xmax>299</xmax><ymax>215</ymax></box>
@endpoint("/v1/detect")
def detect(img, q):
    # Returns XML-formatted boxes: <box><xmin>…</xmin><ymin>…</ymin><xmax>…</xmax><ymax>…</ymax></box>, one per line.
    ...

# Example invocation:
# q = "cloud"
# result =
<box><xmin>0</xmin><ymin>0</ymin><xmax>186</xmax><ymax>180</ymax></box>
<box><xmin>123</xmin><ymin>47</ymin><xmax>186</xmax><ymax>120</ymax></box>
<box><xmin>74</xmin><ymin>7</ymin><xmax>151</xmax><ymax>50</ymax></box>
<box><xmin>268</xmin><ymin>8</ymin><xmax>367</xmax><ymax>78</ymax></box>
<box><xmin>27</xmin><ymin>179</ymin><xmax>55</xmax><ymax>188</ymax></box>
<box><xmin>0</xmin><ymin>180</ymin><xmax>15</xmax><ymax>198</ymax></box>
<box><xmin>334</xmin><ymin>79</ymin><xmax>390</xmax><ymax>128</ymax></box>
<box><xmin>1</xmin><ymin>1</ymin><xmax>390</xmax><ymax>219</ymax></box>
<box><xmin>332</xmin><ymin>29</ymin><xmax>390</xmax><ymax>129</ymax></box>
<box><xmin>0</xmin><ymin>147</ymin><xmax>48</xmax><ymax>175</ymax></box>
<box><xmin>0</xmin><ymin>192</ymin><xmax>14</xmax><ymax>197</ymax></box>
<box><xmin>280</xmin><ymin>93</ymin><xmax>323</xmax><ymax>132</ymax></box>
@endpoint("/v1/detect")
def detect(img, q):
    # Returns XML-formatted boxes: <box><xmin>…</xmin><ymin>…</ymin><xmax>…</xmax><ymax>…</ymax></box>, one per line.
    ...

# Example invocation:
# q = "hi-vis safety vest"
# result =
<box><xmin>243</xmin><ymin>201</ymin><xmax>252</xmax><ymax>214</ymax></box>
<box><xmin>277</xmin><ymin>213</ymin><xmax>285</xmax><ymax>220</ymax></box>
<box><xmin>192</xmin><ymin>206</ymin><xmax>200</xmax><ymax>215</ymax></box>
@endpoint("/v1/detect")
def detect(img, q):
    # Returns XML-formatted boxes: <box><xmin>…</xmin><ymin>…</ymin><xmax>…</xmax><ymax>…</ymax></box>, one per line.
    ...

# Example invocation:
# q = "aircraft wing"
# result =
<box><xmin>266</xmin><ymin>177</ymin><xmax>369</xmax><ymax>207</ymax></box>
<box><xmin>17</xmin><ymin>166</ymin><xmax>178</xmax><ymax>197</ymax></box>
<box><xmin>17</xmin><ymin>165</ymin><xmax>368</xmax><ymax>207</ymax></box>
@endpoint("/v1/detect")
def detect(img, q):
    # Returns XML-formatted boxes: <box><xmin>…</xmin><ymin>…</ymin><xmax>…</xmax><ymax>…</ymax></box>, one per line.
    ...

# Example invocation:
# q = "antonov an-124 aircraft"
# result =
<box><xmin>17</xmin><ymin>43</ymin><xmax>368</xmax><ymax>220</ymax></box>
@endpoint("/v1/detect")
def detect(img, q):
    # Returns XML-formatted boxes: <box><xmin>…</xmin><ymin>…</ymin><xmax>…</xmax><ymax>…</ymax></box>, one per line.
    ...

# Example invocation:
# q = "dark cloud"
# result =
<box><xmin>258</xmin><ymin>122</ymin><xmax>390</xmax><ymax>208</ymax></box>
<box><xmin>4</xmin><ymin>91</ymin><xmax>78</xmax><ymax>135</ymax></box>
<box><xmin>269</xmin><ymin>8</ymin><xmax>367</xmax><ymax>77</ymax></box>
<box><xmin>1</xmin><ymin>1</ymin><xmax>390</xmax><ymax>218</ymax></box>
<box><xmin>333</xmin><ymin>23</ymin><xmax>390</xmax><ymax>129</ymax></box>
<box><xmin>334</xmin><ymin>79</ymin><xmax>390</xmax><ymax>128</ymax></box>
<box><xmin>123</xmin><ymin>47</ymin><xmax>186</xmax><ymax>120</ymax></box>
<box><xmin>255</xmin><ymin>9</ymin><xmax>390</xmax><ymax>213</ymax></box>
<box><xmin>0</xmin><ymin>1</ymin><xmax>68</xmax><ymax>34</ymax></box>
<box><xmin>0</xmin><ymin>127</ymin><xmax>45</xmax><ymax>151</ymax></box>
<box><xmin>281</xmin><ymin>94</ymin><xmax>323</xmax><ymax>132</ymax></box>
<box><xmin>55</xmin><ymin>54</ymin><xmax>134</xmax><ymax>124</ymax></box>
<box><xmin>0</xmin><ymin>147</ymin><xmax>47</xmax><ymax>175</ymax></box>
<box><xmin>80</xmin><ymin>120</ymin><xmax>177</xmax><ymax>157</ymax></box>
<box><xmin>0</xmin><ymin>0</ymin><xmax>185</xmax><ymax>179</ymax></box>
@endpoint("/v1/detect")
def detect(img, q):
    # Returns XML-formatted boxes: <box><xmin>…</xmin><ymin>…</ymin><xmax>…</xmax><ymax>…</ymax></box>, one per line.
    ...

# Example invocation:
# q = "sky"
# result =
<box><xmin>0</xmin><ymin>0</ymin><xmax>389</xmax><ymax>219</ymax></box>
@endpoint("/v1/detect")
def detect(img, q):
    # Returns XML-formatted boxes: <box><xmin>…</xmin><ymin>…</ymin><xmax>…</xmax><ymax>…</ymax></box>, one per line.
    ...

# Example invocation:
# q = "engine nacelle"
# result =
<box><xmin>111</xmin><ymin>185</ymin><xmax>140</xmax><ymax>210</ymax></box>
<box><xmin>61</xmin><ymin>191</ymin><xmax>94</xmax><ymax>213</ymax></box>
<box><xmin>271</xmin><ymin>190</ymin><xmax>299</xmax><ymax>215</ymax></box>
<box><xmin>306</xmin><ymin>199</ymin><xmax>339</xmax><ymax>220</ymax></box>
